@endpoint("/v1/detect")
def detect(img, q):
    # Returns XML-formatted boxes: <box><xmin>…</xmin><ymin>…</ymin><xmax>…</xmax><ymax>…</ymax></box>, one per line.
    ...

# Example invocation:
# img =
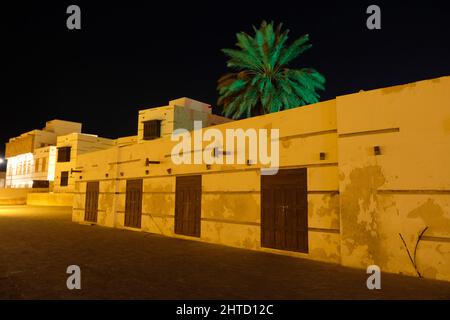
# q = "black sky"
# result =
<box><xmin>2</xmin><ymin>1</ymin><xmax>450</xmax><ymax>169</ymax></box>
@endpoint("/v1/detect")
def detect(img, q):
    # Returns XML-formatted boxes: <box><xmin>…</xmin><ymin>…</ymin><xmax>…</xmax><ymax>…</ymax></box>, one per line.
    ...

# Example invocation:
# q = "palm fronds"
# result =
<box><xmin>218</xmin><ymin>21</ymin><xmax>325</xmax><ymax>119</ymax></box>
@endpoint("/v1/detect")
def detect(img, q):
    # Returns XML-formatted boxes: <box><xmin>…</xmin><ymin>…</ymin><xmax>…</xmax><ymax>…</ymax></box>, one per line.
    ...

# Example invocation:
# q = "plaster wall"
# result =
<box><xmin>54</xmin><ymin>133</ymin><xmax>115</xmax><ymax>193</ymax></box>
<box><xmin>137</xmin><ymin>97</ymin><xmax>231</xmax><ymax>142</ymax></box>
<box><xmin>73</xmin><ymin>99</ymin><xmax>340</xmax><ymax>264</ymax></box>
<box><xmin>27</xmin><ymin>192</ymin><xmax>74</xmax><ymax>206</ymax></box>
<box><xmin>337</xmin><ymin>76</ymin><xmax>450</xmax><ymax>281</ymax></box>
<box><xmin>72</xmin><ymin>77</ymin><xmax>450</xmax><ymax>281</ymax></box>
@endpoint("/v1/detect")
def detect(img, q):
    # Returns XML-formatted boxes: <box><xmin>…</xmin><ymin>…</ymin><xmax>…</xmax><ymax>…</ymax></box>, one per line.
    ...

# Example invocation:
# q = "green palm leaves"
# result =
<box><xmin>218</xmin><ymin>21</ymin><xmax>325</xmax><ymax>119</ymax></box>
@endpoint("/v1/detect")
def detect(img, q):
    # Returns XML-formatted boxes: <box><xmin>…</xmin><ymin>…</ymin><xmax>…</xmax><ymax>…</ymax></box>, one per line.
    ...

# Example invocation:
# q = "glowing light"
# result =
<box><xmin>0</xmin><ymin>158</ymin><xmax>4</xmax><ymax>164</ymax></box>
<box><xmin>47</xmin><ymin>146</ymin><xmax>57</xmax><ymax>181</ymax></box>
<box><xmin>5</xmin><ymin>153</ymin><xmax>34</xmax><ymax>188</ymax></box>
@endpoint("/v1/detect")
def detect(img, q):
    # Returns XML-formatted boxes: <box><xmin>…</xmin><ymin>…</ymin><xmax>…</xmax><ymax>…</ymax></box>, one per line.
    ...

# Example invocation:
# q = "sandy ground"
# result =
<box><xmin>0</xmin><ymin>205</ymin><xmax>450</xmax><ymax>300</ymax></box>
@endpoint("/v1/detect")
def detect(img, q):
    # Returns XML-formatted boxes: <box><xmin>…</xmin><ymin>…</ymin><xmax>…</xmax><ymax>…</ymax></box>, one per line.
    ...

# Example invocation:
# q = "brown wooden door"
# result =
<box><xmin>125</xmin><ymin>179</ymin><xmax>143</xmax><ymax>228</ymax></box>
<box><xmin>261</xmin><ymin>168</ymin><xmax>308</xmax><ymax>253</ymax></box>
<box><xmin>175</xmin><ymin>175</ymin><xmax>201</xmax><ymax>237</ymax></box>
<box><xmin>84</xmin><ymin>181</ymin><xmax>99</xmax><ymax>222</ymax></box>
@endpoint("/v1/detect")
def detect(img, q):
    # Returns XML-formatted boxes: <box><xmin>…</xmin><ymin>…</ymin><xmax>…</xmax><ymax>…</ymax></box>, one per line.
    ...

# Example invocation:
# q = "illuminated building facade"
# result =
<box><xmin>5</xmin><ymin>120</ymin><xmax>82</xmax><ymax>188</ymax></box>
<box><xmin>53</xmin><ymin>133</ymin><xmax>117</xmax><ymax>193</ymax></box>
<box><xmin>4</xmin><ymin>120</ymin><xmax>123</xmax><ymax>192</ymax></box>
<box><xmin>71</xmin><ymin>77</ymin><xmax>450</xmax><ymax>282</ymax></box>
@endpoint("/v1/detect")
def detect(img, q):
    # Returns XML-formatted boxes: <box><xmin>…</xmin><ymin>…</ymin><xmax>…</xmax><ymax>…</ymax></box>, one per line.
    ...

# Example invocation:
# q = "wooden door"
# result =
<box><xmin>175</xmin><ymin>175</ymin><xmax>201</xmax><ymax>237</ymax></box>
<box><xmin>261</xmin><ymin>168</ymin><xmax>308</xmax><ymax>253</ymax></box>
<box><xmin>84</xmin><ymin>181</ymin><xmax>99</xmax><ymax>222</ymax></box>
<box><xmin>125</xmin><ymin>179</ymin><xmax>143</xmax><ymax>228</ymax></box>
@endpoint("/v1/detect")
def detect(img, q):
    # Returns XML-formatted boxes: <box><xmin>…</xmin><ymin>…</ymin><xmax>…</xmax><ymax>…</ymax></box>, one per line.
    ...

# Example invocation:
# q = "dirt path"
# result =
<box><xmin>1</xmin><ymin>205</ymin><xmax>450</xmax><ymax>299</ymax></box>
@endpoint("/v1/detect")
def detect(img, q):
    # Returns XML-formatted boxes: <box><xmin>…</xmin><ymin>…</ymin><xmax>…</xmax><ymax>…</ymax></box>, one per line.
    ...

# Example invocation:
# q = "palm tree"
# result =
<box><xmin>217</xmin><ymin>21</ymin><xmax>325</xmax><ymax>119</ymax></box>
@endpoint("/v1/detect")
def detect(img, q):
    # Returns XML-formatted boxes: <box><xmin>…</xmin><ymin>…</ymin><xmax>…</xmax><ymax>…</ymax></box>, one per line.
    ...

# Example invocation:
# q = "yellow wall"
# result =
<box><xmin>137</xmin><ymin>97</ymin><xmax>231</xmax><ymax>142</ymax></box>
<box><xmin>27</xmin><ymin>192</ymin><xmax>74</xmax><ymax>206</ymax></box>
<box><xmin>5</xmin><ymin>119</ymin><xmax>82</xmax><ymax>158</ymax></box>
<box><xmin>337</xmin><ymin>76</ymin><xmax>450</xmax><ymax>281</ymax></box>
<box><xmin>73</xmin><ymin>98</ymin><xmax>340</xmax><ymax>264</ymax></box>
<box><xmin>54</xmin><ymin>133</ymin><xmax>115</xmax><ymax>193</ymax></box>
<box><xmin>0</xmin><ymin>188</ymin><xmax>48</xmax><ymax>205</ymax></box>
<box><xmin>5</xmin><ymin>134</ymin><xmax>35</xmax><ymax>158</ymax></box>
<box><xmin>72</xmin><ymin>76</ymin><xmax>450</xmax><ymax>282</ymax></box>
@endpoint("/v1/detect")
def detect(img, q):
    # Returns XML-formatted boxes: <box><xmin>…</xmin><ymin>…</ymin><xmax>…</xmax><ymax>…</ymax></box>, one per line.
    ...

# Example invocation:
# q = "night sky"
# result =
<box><xmin>2</xmin><ymin>1</ymin><xmax>450</xmax><ymax>170</ymax></box>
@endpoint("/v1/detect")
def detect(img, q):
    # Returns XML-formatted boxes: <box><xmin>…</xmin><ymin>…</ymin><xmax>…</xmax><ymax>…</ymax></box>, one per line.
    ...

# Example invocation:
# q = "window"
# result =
<box><xmin>42</xmin><ymin>157</ymin><xmax>47</xmax><ymax>172</ymax></box>
<box><xmin>57</xmin><ymin>147</ymin><xmax>71</xmax><ymax>162</ymax></box>
<box><xmin>35</xmin><ymin>158</ymin><xmax>40</xmax><ymax>173</ymax></box>
<box><xmin>143</xmin><ymin>120</ymin><xmax>161</xmax><ymax>140</ymax></box>
<box><xmin>60</xmin><ymin>171</ymin><xmax>69</xmax><ymax>187</ymax></box>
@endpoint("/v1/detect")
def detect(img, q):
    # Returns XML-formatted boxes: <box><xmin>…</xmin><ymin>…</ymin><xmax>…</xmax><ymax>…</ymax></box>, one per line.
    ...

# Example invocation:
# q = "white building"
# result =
<box><xmin>5</xmin><ymin>120</ymin><xmax>82</xmax><ymax>188</ymax></box>
<box><xmin>4</xmin><ymin>98</ymin><xmax>230</xmax><ymax>191</ymax></box>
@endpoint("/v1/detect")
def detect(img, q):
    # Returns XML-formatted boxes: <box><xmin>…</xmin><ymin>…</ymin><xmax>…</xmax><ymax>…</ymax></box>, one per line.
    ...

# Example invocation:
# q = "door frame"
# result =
<box><xmin>84</xmin><ymin>181</ymin><xmax>99</xmax><ymax>223</ymax></box>
<box><xmin>124</xmin><ymin>179</ymin><xmax>143</xmax><ymax>229</ymax></box>
<box><xmin>174</xmin><ymin>175</ymin><xmax>202</xmax><ymax>237</ymax></box>
<box><xmin>261</xmin><ymin>168</ymin><xmax>309</xmax><ymax>253</ymax></box>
